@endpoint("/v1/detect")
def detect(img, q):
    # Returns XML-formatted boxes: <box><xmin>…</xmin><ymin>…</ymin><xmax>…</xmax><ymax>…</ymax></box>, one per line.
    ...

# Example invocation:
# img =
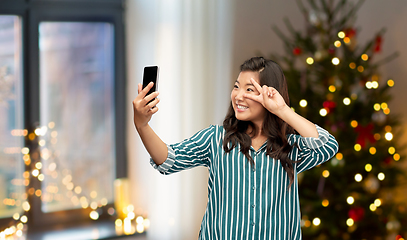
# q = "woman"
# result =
<box><xmin>133</xmin><ymin>57</ymin><xmax>339</xmax><ymax>239</ymax></box>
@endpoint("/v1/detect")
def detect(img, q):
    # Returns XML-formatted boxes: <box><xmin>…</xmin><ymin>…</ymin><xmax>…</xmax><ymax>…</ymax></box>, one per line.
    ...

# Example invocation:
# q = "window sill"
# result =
<box><xmin>26</xmin><ymin>220</ymin><xmax>146</xmax><ymax>240</ymax></box>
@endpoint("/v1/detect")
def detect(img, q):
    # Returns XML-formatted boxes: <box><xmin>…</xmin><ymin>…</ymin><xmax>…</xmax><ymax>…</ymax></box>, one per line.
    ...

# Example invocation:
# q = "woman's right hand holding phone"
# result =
<box><xmin>133</xmin><ymin>82</ymin><xmax>168</xmax><ymax>165</ymax></box>
<box><xmin>132</xmin><ymin>82</ymin><xmax>160</xmax><ymax>130</ymax></box>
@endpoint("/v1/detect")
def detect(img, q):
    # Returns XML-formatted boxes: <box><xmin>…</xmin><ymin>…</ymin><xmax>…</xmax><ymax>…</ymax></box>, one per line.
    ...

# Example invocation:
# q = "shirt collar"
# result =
<box><xmin>250</xmin><ymin>141</ymin><xmax>268</xmax><ymax>153</ymax></box>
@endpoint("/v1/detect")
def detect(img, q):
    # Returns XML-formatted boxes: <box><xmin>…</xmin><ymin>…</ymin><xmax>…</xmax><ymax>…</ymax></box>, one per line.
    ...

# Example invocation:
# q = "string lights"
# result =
<box><xmin>1</xmin><ymin>122</ymin><xmax>149</xmax><ymax>238</ymax></box>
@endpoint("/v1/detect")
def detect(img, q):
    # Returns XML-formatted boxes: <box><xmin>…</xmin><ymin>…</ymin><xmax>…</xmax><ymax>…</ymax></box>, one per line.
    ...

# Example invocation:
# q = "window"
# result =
<box><xmin>38</xmin><ymin>22</ymin><xmax>116</xmax><ymax>213</ymax></box>
<box><xmin>0</xmin><ymin>15</ymin><xmax>24</xmax><ymax>220</ymax></box>
<box><xmin>0</xmin><ymin>0</ymin><xmax>126</xmax><ymax>233</ymax></box>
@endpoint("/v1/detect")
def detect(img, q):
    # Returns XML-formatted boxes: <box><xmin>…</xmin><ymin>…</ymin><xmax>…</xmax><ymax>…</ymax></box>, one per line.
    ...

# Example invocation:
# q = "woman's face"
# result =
<box><xmin>231</xmin><ymin>71</ymin><xmax>266</xmax><ymax>128</ymax></box>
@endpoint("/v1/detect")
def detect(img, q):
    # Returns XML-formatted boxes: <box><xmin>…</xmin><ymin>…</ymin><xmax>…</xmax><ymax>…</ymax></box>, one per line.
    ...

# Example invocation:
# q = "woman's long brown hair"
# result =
<box><xmin>223</xmin><ymin>57</ymin><xmax>297</xmax><ymax>188</ymax></box>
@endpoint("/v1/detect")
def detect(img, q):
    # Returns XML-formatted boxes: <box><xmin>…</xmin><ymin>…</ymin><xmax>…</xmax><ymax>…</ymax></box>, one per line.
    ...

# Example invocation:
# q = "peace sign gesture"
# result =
<box><xmin>243</xmin><ymin>78</ymin><xmax>289</xmax><ymax>116</ymax></box>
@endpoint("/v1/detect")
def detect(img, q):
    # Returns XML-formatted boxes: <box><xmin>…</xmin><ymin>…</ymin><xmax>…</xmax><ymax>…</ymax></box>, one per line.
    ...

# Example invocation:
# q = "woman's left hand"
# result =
<box><xmin>243</xmin><ymin>78</ymin><xmax>289</xmax><ymax>115</ymax></box>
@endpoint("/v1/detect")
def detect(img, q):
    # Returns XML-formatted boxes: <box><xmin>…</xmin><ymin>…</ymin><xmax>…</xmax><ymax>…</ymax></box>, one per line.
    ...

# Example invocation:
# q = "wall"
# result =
<box><xmin>125</xmin><ymin>0</ymin><xmax>234</xmax><ymax>239</ymax></box>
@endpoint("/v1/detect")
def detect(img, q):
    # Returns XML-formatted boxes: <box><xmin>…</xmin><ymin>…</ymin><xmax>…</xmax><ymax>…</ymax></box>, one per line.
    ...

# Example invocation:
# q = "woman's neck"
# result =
<box><xmin>247</xmin><ymin>124</ymin><xmax>266</xmax><ymax>139</ymax></box>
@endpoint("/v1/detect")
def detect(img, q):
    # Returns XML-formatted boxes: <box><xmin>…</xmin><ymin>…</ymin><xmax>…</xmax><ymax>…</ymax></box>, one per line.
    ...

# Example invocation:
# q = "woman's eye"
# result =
<box><xmin>233</xmin><ymin>84</ymin><xmax>238</xmax><ymax>89</ymax></box>
<box><xmin>247</xmin><ymin>88</ymin><xmax>254</xmax><ymax>92</ymax></box>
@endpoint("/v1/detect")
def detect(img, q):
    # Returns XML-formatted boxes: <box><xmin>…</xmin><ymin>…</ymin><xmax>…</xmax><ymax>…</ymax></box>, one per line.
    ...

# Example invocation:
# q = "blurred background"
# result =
<box><xmin>0</xmin><ymin>0</ymin><xmax>406</xmax><ymax>239</ymax></box>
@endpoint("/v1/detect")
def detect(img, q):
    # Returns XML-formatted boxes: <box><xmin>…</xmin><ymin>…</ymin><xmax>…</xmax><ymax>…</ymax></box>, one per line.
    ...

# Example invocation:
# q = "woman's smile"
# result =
<box><xmin>236</xmin><ymin>103</ymin><xmax>248</xmax><ymax>111</ymax></box>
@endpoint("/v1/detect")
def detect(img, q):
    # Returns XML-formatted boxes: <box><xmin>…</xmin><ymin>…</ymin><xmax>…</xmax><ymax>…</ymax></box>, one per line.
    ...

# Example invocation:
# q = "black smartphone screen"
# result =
<box><xmin>142</xmin><ymin>66</ymin><xmax>159</xmax><ymax>97</ymax></box>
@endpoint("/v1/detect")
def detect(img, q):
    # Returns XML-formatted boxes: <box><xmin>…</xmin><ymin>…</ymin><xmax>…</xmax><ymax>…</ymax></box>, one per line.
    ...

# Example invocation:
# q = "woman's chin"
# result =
<box><xmin>235</xmin><ymin>113</ymin><xmax>248</xmax><ymax>122</ymax></box>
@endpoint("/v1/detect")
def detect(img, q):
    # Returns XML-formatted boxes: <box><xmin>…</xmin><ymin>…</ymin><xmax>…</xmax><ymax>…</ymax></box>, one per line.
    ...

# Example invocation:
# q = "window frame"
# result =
<box><xmin>0</xmin><ymin>0</ymin><xmax>127</xmax><ymax>230</ymax></box>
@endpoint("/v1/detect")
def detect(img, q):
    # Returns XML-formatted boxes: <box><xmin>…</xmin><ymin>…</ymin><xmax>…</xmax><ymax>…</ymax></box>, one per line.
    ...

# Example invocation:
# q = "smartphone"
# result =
<box><xmin>142</xmin><ymin>66</ymin><xmax>159</xmax><ymax>98</ymax></box>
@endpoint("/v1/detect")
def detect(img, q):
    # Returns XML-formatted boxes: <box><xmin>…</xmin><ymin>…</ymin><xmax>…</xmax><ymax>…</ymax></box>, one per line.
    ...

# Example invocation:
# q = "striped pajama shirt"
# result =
<box><xmin>150</xmin><ymin>124</ymin><xmax>339</xmax><ymax>240</ymax></box>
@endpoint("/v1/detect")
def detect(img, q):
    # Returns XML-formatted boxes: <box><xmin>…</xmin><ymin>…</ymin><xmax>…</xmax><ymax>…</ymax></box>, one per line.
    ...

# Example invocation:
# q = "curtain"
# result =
<box><xmin>126</xmin><ymin>0</ymin><xmax>234</xmax><ymax>239</ymax></box>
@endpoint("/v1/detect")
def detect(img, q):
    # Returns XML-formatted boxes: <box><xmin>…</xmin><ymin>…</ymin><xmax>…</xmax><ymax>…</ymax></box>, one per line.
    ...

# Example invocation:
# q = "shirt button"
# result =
<box><xmin>251</xmin><ymin>204</ymin><xmax>255</xmax><ymax>208</ymax></box>
<box><xmin>252</xmin><ymin>222</ymin><xmax>255</xmax><ymax>226</ymax></box>
<box><xmin>252</xmin><ymin>168</ymin><xmax>255</xmax><ymax>172</ymax></box>
<box><xmin>252</xmin><ymin>186</ymin><xmax>255</xmax><ymax>190</ymax></box>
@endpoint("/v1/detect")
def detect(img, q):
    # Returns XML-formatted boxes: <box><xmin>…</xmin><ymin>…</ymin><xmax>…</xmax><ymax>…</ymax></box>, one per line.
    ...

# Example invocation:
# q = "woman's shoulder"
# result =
<box><xmin>207</xmin><ymin>124</ymin><xmax>225</xmax><ymax>136</ymax></box>
<box><xmin>209</xmin><ymin>124</ymin><xmax>224</xmax><ymax>131</ymax></box>
<box><xmin>191</xmin><ymin>124</ymin><xmax>224</xmax><ymax>139</ymax></box>
<box><xmin>208</xmin><ymin>125</ymin><xmax>225</xmax><ymax>147</ymax></box>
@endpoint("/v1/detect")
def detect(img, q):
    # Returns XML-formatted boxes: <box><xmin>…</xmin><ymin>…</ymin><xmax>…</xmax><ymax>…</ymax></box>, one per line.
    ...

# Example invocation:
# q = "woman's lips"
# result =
<box><xmin>236</xmin><ymin>104</ymin><xmax>248</xmax><ymax>112</ymax></box>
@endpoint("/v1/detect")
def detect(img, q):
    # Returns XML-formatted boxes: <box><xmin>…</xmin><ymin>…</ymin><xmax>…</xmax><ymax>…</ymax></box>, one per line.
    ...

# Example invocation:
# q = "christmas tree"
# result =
<box><xmin>269</xmin><ymin>0</ymin><xmax>406</xmax><ymax>239</ymax></box>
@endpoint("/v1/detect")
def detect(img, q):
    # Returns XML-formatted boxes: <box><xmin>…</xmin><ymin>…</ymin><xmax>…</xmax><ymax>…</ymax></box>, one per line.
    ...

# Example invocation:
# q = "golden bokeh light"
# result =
<box><xmin>354</xmin><ymin>173</ymin><xmax>363</xmax><ymax>182</ymax></box>
<box><xmin>347</xmin><ymin>196</ymin><xmax>355</xmax><ymax>205</ymax></box>
<box><xmin>378</xmin><ymin>172</ymin><xmax>385</xmax><ymax>181</ymax></box>
<box><xmin>365</xmin><ymin>164</ymin><xmax>372</xmax><ymax>172</ymax></box>
<box><xmin>319</xmin><ymin>108</ymin><xmax>328</xmax><ymax>117</ymax></box>
<box><xmin>306</xmin><ymin>57</ymin><xmax>314</xmax><ymax>65</ymax></box>
<box><xmin>299</xmin><ymin>99</ymin><xmax>308</xmax><ymax>107</ymax></box>
<box><xmin>387</xmin><ymin>79</ymin><xmax>394</xmax><ymax>87</ymax></box>
<box><xmin>373</xmin><ymin>103</ymin><xmax>381</xmax><ymax>111</ymax></box>
<box><xmin>369</xmin><ymin>147</ymin><xmax>376</xmax><ymax>155</ymax></box>
<box><xmin>385</xmin><ymin>132</ymin><xmax>393</xmax><ymax>141</ymax></box>
<box><xmin>313</xmin><ymin>218</ymin><xmax>321</xmax><ymax>226</ymax></box>
<box><xmin>332</xmin><ymin>57</ymin><xmax>340</xmax><ymax>65</ymax></box>
<box><xmin>381</xmin><ymin>102</ymin><xmax>388</xmax><ymax>109</ymax></box>
<box><xmin>371</xmin><ymin>81</ymin><xmax>379</xmax><ymax>89</ymax></box>
<box><xmin>388</xmin><ymin>147</ymin><xmax>395</xmax><ymax>155</ymax></box>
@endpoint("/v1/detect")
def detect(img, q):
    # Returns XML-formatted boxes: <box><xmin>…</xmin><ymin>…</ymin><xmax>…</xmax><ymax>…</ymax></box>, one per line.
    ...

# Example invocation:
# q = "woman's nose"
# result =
<box><xmin>235</xmin><ymin>90</ymin><xmax>244</xmax><ymax>101</ymax></box>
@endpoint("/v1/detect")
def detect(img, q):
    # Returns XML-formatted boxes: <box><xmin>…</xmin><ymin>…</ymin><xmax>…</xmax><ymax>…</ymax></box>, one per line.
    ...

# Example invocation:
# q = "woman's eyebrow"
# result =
<box><xmin>235</xmin><ymin>80</ymin><xmax>255</xmax><ymax>87</ymax></box>
<box><xmin>246</xmin><ymin>83</ymin><xmax>255</xmax><ymax>87</ymax></box>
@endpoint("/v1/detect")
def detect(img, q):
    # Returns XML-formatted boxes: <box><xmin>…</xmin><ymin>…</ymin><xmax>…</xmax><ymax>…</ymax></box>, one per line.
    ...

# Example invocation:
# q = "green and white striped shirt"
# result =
<box><xmin>151</xmin><ymin>125</ymin><xmax>339</xmax><ymax>240</ymax></box>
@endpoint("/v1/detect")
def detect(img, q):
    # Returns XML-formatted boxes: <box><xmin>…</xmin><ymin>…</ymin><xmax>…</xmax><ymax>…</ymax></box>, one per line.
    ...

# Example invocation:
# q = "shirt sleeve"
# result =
<box><xmin>288</xmin><ymin>125</ymin><xmax>339</xmax><ymax>174</ymax></box>
<box><xmin>150</xmin><ymin>125</ymin><xmax>216</xmax><ymax>175</ymax></box>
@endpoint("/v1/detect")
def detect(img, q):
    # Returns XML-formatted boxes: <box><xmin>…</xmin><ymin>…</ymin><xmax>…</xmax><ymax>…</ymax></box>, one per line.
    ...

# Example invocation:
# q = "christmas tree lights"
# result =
<box><xmin>269</xmin><ymin>0</ymin><xmax>406</xmax><ymax>238</ymax></box>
